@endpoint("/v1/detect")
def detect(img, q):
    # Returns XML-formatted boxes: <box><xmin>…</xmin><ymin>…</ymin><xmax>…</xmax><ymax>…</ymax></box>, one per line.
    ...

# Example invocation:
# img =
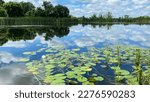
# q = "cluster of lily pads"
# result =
<box><xmin>23</xmin><ymin>45</ymin><xmax>150</xmax><ymax>85</ymax></box>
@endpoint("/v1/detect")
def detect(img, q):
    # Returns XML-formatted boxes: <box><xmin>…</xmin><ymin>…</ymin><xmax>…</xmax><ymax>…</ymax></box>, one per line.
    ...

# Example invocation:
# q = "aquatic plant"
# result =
<box><xmin>25</xmin><ymin>45</ymin><xmax>150</xmax><ymax>85</ymax></box>
<box><xmin>19</xmin><ymin>58</ymin><xmax>30</xmax><ymax>62</ymax></box>
<box><xmin>23</xmin><ymin>51</ymin><xmax>36</xmax><ymax>55</ymax></box>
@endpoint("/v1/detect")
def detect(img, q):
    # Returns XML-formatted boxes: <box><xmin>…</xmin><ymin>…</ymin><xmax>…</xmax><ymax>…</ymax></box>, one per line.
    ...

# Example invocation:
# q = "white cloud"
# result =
<box><xmin>0</xmin><ymin>63</ymin><xmax>33</xmax><ymax>85</ymax></box>
<box><xmin>1</xmin><ymin>26</ymin><xmax>149</xmax><ymax>49</ymax></box>
<box><xmin>107</xmin><ymin>0</ymin><xmax>121</xmax><ymax>5</ymax></box>
<box><xmin>3</xmin><ymin>0</ymin><xmax>150</xmax><ymax>17</ymax></box>
<box><xmin>132</xmin><ymin>0</ymin><xmax>149</xmax><ymax>5</ymax></box>
<box><xmin>0</xmin><ymin>52</ymin><xmax>21</xmax><ymax>64</ymax></box>
<box><xmin>69</xmin><ymin>24</ymin><xmax>150</xmax><ymax>48</ymax></box>
<box><xmin>4</xmin><ymin>0</ymin><xmax>56</xmax><ymax>6</ymax></box>
<box><xmin>2</xmin><ymin>40</ymin><xmax>27</xmax><ymax>48</ymax></box>
<box><xmin>2</xmin><ymin>36</ymin><xmax>39</xmax><ymax>48</ymax></box>
<box><xmin>69</xmin><ymin>0</ymin><xmax>150</xmax><ymax>17</ymax></box>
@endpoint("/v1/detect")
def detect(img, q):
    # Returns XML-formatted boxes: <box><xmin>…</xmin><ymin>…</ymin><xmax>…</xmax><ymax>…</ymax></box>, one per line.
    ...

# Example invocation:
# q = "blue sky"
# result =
<box><xmin>4</xmin><ymin>0</ymin><xmax>150</xmax><ymax>17</ymax></box>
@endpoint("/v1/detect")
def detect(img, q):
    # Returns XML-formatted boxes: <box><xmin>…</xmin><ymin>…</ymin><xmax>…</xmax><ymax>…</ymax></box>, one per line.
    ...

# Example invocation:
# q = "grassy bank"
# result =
<box><xmin>0</xmin><ymin>17</ymin><xmax>149</xmax><ymax>26</ymax></box>
<box><xmin>0</xmin><ymin>17</ymin><xmax>78</xmax><ymax>25</ymax></box>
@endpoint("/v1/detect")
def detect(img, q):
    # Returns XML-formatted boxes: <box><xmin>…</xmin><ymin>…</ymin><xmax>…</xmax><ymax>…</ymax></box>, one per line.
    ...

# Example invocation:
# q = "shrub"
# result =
<box><xmin>0</xmin><ymin>8</ymin><xmax>7</xmax><ymax>17</ymax></box>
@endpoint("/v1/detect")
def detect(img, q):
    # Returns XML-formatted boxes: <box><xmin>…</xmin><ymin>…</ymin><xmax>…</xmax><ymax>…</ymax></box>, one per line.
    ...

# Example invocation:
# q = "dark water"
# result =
<box><xmin>0</xmin><ymin>24</ymin><xmax>150</xmax><ymax>85</ymax></box>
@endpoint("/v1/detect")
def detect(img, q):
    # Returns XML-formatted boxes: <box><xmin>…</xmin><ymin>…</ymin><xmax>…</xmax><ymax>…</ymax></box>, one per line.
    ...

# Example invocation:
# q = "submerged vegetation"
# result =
<box><xmin>25</xmin><ymin>45</ymin><xmax>150</xmax><ymax>85</ymax></box>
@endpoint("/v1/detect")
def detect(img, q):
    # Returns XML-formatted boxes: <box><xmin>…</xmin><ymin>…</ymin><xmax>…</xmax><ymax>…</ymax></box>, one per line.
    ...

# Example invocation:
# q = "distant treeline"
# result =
<box><xmin>0</xmin><ymin>0</ymin><xmax>150</xmax><ymax>24</ymax></box>
<box><xmin>78</xmin><ymin>13</ymin><xmax>150</xmax><ymax>23</ymax></box>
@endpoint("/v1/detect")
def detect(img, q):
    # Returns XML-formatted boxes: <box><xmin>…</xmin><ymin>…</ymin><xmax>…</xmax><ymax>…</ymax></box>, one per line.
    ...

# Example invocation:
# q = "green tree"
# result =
<box><xmin>124</xmin><ymin>15</ymin><xmax>130</xmax><ymax>22</ymax></box>
<box><xmin>42</xmin><ymin>1</ymin><xmax>54</xmax><ymax>17</ymax></box>
<box><xmin>25</xmin><ymin>9</ymin><xmax>35</xmax><ymax>17</ymax></box>
<box><xmin>0</xmin><ymin>0</ymin><xmax>4</xmax><ymax>6</ymax></box>
<box><xmin>42</xmin><ymin>1</ymin><xmax>53</xmax><ymax>9</ymax></box>
<box><xmin>90</xmin><ymin>14</ymin><xmax>97</xmax><ymax>21</ymax></box>
<box><xmin>35</xmin><ymin>7</ymin><xmax>45</xmax><ymax>17</ymax></box>
<box><xmin>3</xmin><ymin>2</ymin><xmax>24</xmax><ymax>17</ymax></box>
<box><xmin>124</xmin><ymin>15</ymin><xmax>129</xmax><ymax>19</ymax></box>
<box><xmin>106</xmin><ymin>12</ymin><xmax>113</xmax><ymax>21</ymax></box>
<box><xmin>20</xmin><ymin>2</ymin><xmax>35</xmax><ymax>14</ymax></box>
<box><xmin>0</xmin><ymin>8</ymin><xmax>7</xmax><ymax>17</ymax></box>
<box><xmin>54</xmin><ymin>5</ymin><xmax>69</xmax><ymax>17</ymax></box>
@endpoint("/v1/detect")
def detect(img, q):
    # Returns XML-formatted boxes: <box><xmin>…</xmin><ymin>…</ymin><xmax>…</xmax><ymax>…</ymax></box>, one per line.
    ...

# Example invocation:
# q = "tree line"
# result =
<box><xmin>78</xmin><ymin>12</ymin><xmax>150</xmax><ymax>23</ymax></box>
<box><xmin>0</xmin><ymin>0</ymin><xmax>150</xmax><ymax>23</ymax></box>
<box><xmin>0</xmin><ymin>0</ymin><xmax>69</xmax><ymax>17</ymax></box>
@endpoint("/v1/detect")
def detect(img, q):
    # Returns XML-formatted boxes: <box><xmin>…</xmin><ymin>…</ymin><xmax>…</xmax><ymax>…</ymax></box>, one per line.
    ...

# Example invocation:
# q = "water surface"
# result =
<box><xmin>0</xmin><ymin>24</ymin><xmax>150</xmax><ymax>85</ymax></box>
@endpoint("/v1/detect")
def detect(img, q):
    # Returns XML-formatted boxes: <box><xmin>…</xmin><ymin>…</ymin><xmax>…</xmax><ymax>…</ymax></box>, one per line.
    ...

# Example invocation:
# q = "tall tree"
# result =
<box><xmin>54</xmin><ymin>5</ymin><xmax>69</xmax><ymax>17</ymax></box>
<box><xmin>42</xmin><ymin>1</ymin><xmax>53</xmax><ymax>9</ymax></box>
<box><xmin>0</xmin><ymin>0</ymin><xmax>4</xmax><ymax>6</ymax></box>
<box><xmin>124</xmin><ymin>15</ymin><xmax>130</xmax><ymax>22</ymax></box>
<box><xmin>35</xmin><ymin>7</ymin><xmax>45</xmax><ymax>17</ymax></box>
<box><xmin>20</xmin><ymin>2</ymin><xmax>35</xmax><ymax>14</ymax></box>
<box><xmin>3</xmin><ymin>2</ymin><xmax>24</xmax><ymax>17</ymax></box>
<box><xmin>42</xmin><ymin>1</ymin><xmax>54</xmax><ymax>17</ymax></box>
<box><xmin>90</xmin><ymin>14</ymin><xmax>97</xmax><ymax>21</ymax></box>
<box><xmin>106</xmin><ymin>12</ymin><xmax>113</xmax><ymax>21</ymax></box>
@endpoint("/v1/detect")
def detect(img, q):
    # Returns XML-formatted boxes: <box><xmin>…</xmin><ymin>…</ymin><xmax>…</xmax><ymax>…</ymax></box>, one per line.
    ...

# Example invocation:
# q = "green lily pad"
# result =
<box><xmin>45</xmin><ymin>49</ymin><xmax>57</xmax><ymax>53</ymax></box>
<box><xmin>67</xmin><ymin>80</ymin><xmax>78</xmax><ymax>85</ymax></box>
<box><xmin>37</xmin><ymin>48</ymin><xmax>46</xmax><ymax>53</ymax></box>
<box><xmin>51</xmin><ymin>79</ymin><xmax>65</xmax><ymax>85</ymax></box>
<box><xmin>32</xmin><ymin>71</ymin><xmax>39</xmax><ymax>75</ymax></box>
<box><xmin>25</xmin><ymin>45</ymin><xmax>150</xmax><ymax>85</ymax></box>
<box><xmin>92</xmin><ymin>74</ymin><xmax>97</xmax><ymax>77</ymax></box>
<box><xmin>100</xmin><ymin>65</ymin><xmax>107</xmax><ymax>68</ymax></box>
<box><xmin>45</xmin><ymin>65</ymin><xmax>55</xmax><ymax>69</ymax></box>
<box><xmin>58</xmin><ymin>64</ymin><xmax>66</xmax><ymax>68</ymax></box>
<box><xmin>82</xmin><ymin>81</ymin><xmax>94</xmax><ymax>85</ymax></box>
<box><xmin>94</xmin><ymin>76</ymin><xmax>104</xmax><ymax>81</ymax></box>
<box><xmin>76</xmin><ymin>76</ymin><xmax>88</xmax><ymax>82</ymax></box>
<box><xmin>66</xmin><ymin>71</ymin><xmax>76</xmax><ymax>78</ymax></box>
<box><xmin>54</xmin><ymin>75</ymin><xmax>66</xmax><ymax>80</ymax></box>
<box><xmin>120</xmin><ymin>70</ymin><xmax>130</xmax><ymax>75</ymax></box>
<box><xmin>80</xmin><ymin>67</ymin><xmax>92</xmax><ymax>72</ymax></box>
<box><xmin>88</xmin><ymin>77</ymin><xmax>96</xmax><ymax>82</ymax></box>
<box><xmin>44</xmin><ymin>76</ymin><xmax>55</xmax><ymax>84</ymax></box>
<box><xmin>126</xmin><ymin>76</ymin><xmax>139</xmax><ymax>85</ymax></box>
<box><xmin>23</xmin><ymin>51</ymin><xmax>36</xmax><ymax>55</ymax></box>
<box><xmin>72</xmin><ymin>48</ymin><xmax>80</xmax><ymax>52</ymax></box>
<box><xmin>98</xmin><ymin>57</ymin><xmax>105</xmax><ymax>61</ymax></box>
<box><xmin>19</xmin><ymin>58</ymin><xmax>30</xmax><ymax>62</ymax></box>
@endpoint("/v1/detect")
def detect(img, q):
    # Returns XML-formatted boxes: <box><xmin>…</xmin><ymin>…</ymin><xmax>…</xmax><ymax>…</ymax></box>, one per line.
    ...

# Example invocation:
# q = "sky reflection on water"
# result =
<box><xmin>0</xmin><ymin>24</ymin><xmax>149</xmax><ymax>84</ymax></box>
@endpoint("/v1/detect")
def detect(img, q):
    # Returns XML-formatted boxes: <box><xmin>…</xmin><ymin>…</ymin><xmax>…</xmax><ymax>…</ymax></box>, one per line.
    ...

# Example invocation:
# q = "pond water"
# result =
<box><xmin>0</xmin><ymin>24</ymin><xmax>150</xmax><ymax>85</ymax></box>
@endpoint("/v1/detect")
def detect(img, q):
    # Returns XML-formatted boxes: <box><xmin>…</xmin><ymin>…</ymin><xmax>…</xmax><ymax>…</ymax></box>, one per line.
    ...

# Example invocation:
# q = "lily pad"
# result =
<box><xmin>76</xmin><ymin>76</ymin><xmax>88</xmax><ymax>82</ymax></box>
<box><xmin>120</xmin><ymin>70</ymin><xmax>130</xmax><ymax>75</ymax></box>
<box><xmin>37</xmin><ymin>48</ymin><xmax>46</xmax><ymax>53</ymax></box>
<box><xmin>72</xmin><ymin>48</ymin><xmax>80</xmax><ymax>52</ymax></box>
<box><xmin>51</xmin><ymin>79</ymin><xmax>65</xmax><ymax>85</ymax></box>
<box><xmin>45</xmin><ymin>65</ymin><xmax>55</xmax><ymax>69</ymax></box>
<box><xmin>66</xmin><ymin>71</ymin><xmax>76</xmax><ymax>78</ymax></box>
<box><xmin>19</xmin><ymin>58</ymin><xmax>30</xmax><ymax>62</ymax></box>
<box><xmin>82</xmin><ymin>81</ymin><xmax>94</xmax><ymax>85</ymax></box>
<box><xmin>23</xmin><ymin>51</ymin><xmax>36</xmax><ymax>55</ymax></box>
<box><xmin>80</xmin><ymin>67</ymin><xmax>92</xmax><ymax>72</ymax></box>
<box><xmin>94</xmin><ymin>76</ymin><xmax>104</xmax><ymax>81</ymax></box>
<box><xmin>44</xmin><ymin>76</ymin><xmax>54</xmax><ymax>84</ymax></box>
